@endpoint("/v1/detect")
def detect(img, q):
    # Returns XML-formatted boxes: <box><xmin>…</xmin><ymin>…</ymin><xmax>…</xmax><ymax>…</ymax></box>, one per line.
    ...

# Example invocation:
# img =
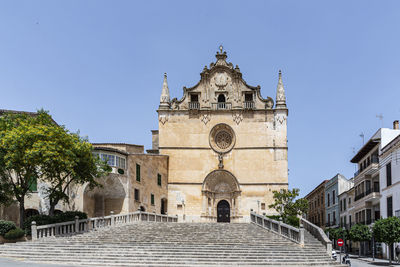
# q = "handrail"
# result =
<box><xmin>301</xmin><ymin>217</ymin><xmax>332</xmax><ymax>256</ymax></box>
<box><xmin>250</xmin><ymin>211</ymin><xmax>304</xmax><ymax>246</ymax></box>
<box><xmin>31</xmin><ymin>211</ymin><xmax>178</xmax><ymax>241</ymax></box>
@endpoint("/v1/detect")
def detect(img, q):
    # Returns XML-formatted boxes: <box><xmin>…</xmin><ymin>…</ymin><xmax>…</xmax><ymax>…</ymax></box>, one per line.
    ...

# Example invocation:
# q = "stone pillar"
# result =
<box><xmin>299</xmin><ymin>224</ymin><xmax>305</xmax><ymax>247</ymax></box>
<box><xmin>202</xmin><ymin>195</ymin><xmax>207</xmax><ymax>215</ymax></box>
<box><xmin>278</xmin><ymin>221</ymin><xmax>282</xmax><ymax>235</ymax></box>
<box><xmin>31</xmin><ymin>221</ymin><xmax>37</xmax><ymax>241</ymax></box>
<box><xmin>75</xmin><ymin>216</ymin><xmax>79</xmax><ymax>233</ymax></box>
<box><xmin>110</xmin><ymin>211</ymin><xmax>115</xmax><ymax>227</ymax></box>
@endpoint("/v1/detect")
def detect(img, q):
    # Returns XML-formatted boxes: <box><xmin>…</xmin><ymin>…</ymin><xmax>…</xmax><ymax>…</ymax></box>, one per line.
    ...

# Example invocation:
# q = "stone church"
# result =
<box><xmin>0</xmin><ymin>47</ymin><xmax>288</xmax><ymax>225</ymax></box>
<box><xmin>155</xmin><ymin>47</ymin><xmax>288</xmax><ymax>222</ymax></box>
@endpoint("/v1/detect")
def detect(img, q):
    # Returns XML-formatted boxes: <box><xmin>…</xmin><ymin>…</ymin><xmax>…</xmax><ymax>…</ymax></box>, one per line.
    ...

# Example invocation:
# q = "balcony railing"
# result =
<box><xmin>354</xmin><ymin>155</ymin><xmax>379</xmax><ymax>177</ymax></box>
<box><xmin>189</xmin><ymin>101</ymin><xmax>200</xmax><ymax>110</ymax></box>
<box><xmin>243</xmin><ymin>101</ymin><xmax>254</xmax><ymax>109</ymax></box>
<box><xmin>211</xmin><ymin>102</ymin><xmax>232</xmax><ymax>110</ymax></box>
<box><xmin>355</xmin><ymin>192</ymin><xmax>365</xmax><ymax>201</ymax></box>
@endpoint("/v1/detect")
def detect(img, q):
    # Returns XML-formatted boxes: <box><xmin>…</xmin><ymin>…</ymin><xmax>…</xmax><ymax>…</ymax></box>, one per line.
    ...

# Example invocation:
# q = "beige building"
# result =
<box><xmin>156</xmin><ymin>47</ymin><xmax>289</xmax><ymax>222</ymax></box>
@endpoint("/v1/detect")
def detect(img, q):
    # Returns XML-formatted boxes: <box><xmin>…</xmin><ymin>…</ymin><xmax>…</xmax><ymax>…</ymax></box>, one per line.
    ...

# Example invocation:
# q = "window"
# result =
<box><xmin>327</xmin><ymin>193</ymin><xmax>330</xmax><ymax>207</ymax></box>
<box><xmin>177</xmin><ymin>204</ymin><xmax>183</xmax><ymax>210</ymax></box>
<box><xmin>387</xmin><ymin>196</ymin><xmax>393</xmax><ymax>217</ymax></box>
<box><xmin>101</xmin><ymin>153</ymin><xmax>115</xmax><ymax>166</ymax></box>
<box><xmin>245</xmin><ymin>93</ymin><xmax>253</xmax><ymax>102</ymax></box>
<box><xmin>328</xmin><ymin>213</ymin><xmax>331</xmax><ymax>224</ymax></box>
<box><xmin>344</xmin><ymin>198</ymin><xmax>346</xmax><ymax>210</ymax></box>
<box><xmin>332</xmin><ymin>190</ymin><xmax>336</xmax><ymax>205</ymax></box>
<box><xmin>348</xmin><ymin>197</ymin><xmax>351</xmax><ymax>205</ymax></box>
<box><xmin>333</xmin><ymin>211</ymin><xmax>336</xmax><ymax>224</ymax></box>
<box><xmin>157</xmin><ymin>174</ymin><xmax>162</xmax><ymax>186</ymax></box>
<box><xmin>134</xmin><ymin>188</ymin><xmax>140</xmax><ymax>201</ymax></box>
<box><xmin>349</xmin><ymin>215</ymin><xmax>352</xmax><ymax>226</ymax></box>
<box><xmin>386</xmin><ymin>163</ymin><xmax>392</xmax><ymax>187</ymax></box>
<box><xmin>261</xmin><ymin>203</ymin><xmax>266</xmax><ymax>210</ymax></box>
<box><xmin>151</xmin><ymin>194</ymin><xmax>155</xmax><ymax>205</ymax></box>
<box><xmin>190</xmin><ymin>94</ymin><xmax>198</xmax><ymax>102</ymax></box>
<box><xmin>95</xmin><ymin>152</ymin><xmax>126</xmax><ymax>169</ymax></box>
<box><xmin>340</xmin><ymin>200</ymin><xmax>342</xmax><ymax>212</ymax></box>
<box><xmin>136</xmin><ymin>164</ymin><xmax>141</xmax><ymax>182</ymax></box>
<box><xmin>28</xmin><ymin>176</ymin><xmax>37</xmax><ymax>192</ymax></box>
<box><xmin>217</xmin><ymin>94</ymin><xmax>226</xmax><ymax>103</ymax></box>
<box><xmin>116</xmin><ymin>156</ymin><xmax>126</xmax><ymax>169</ymax></box>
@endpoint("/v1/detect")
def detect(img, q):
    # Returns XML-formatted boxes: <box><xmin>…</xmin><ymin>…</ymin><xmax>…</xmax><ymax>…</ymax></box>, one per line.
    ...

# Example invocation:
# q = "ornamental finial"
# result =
<box><xmin>219</xmin><ymin>45</ymin><xmax>223</xmax><ymax>53</ymax></box>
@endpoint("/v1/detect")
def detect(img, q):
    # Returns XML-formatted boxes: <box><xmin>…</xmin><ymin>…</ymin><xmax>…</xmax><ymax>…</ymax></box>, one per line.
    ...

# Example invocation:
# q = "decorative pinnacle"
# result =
<box><xmin>219</xmin><ymin>45</ymin><xmax>223</xmax><ymax>53</ymax></box>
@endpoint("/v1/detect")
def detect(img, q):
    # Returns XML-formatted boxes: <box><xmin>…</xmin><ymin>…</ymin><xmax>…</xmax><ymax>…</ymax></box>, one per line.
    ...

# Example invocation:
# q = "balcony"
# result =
<box><xmin>189</xmin><ymin>101</ymin><xmax>200</xmax><ymax>110</ymax></box>
<box><xmin>354</xmin><ymin>155</ymin><xmax>379</xmax><ymax>178</ymax></box>
<box><xmin>243</xmin><ymin>101</ymin><xmax>255</xmax><ymax>110</ymax></box>
<box><xmin>355</xmin><ymin>187</ymin><xmax>380</xmax><ymax>203</ymax></box>
<box><xmin>211</xmin><ymin>102</ymin><xmax>232</xmax><ymax>110</ymax></box>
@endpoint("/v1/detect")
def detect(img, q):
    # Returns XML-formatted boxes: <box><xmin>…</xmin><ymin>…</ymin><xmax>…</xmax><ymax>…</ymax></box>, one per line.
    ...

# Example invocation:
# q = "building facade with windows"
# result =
<box><xmin>80</xmin><ymin>143</ymin><xmax>169</xmax><ymax>218</ymax></box>
<box><xmin>305</xmin><ymin>180</ymin><xmax>328</xmax><ymax>228</ymax></box>
<box><xmin>378</xmin><ymin>120</ymin><xmax>400</xmax><ymax>260</ymax></box>
<box><xmin>350</xmin><ymin>125</ymin><xmax>400</xmax><ymax>227</ymax></box>
<box><xmin>325</xmin><ymin>173</ymin><xmax>352</xmax><ymax>228</ymax></box>
<box><xmin>157</xmin><ymin>48</ymin><xmax>288</xmax><ymax>222</ymax></box>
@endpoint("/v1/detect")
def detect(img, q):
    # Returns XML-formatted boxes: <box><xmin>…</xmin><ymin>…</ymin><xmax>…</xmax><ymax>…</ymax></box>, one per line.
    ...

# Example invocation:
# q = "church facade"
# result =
<box><xmin>156</xmin><ymin>47</ymin><xmax>289</xmax><ymax>222</ymax></box>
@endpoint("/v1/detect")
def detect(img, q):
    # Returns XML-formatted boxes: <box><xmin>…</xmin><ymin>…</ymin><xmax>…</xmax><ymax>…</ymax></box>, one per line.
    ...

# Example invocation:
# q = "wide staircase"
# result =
<box><xmin>0</xmin><ymin>223</ymin><xmax>341</xmax><ymax>266</ymax></box>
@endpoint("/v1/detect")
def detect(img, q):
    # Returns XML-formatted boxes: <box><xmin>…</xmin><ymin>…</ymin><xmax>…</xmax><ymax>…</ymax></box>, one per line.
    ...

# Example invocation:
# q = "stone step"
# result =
<box><xmin>0</xmin><ymin>222</ymin><xmax>335</xmax><ymax>266</ymax></box>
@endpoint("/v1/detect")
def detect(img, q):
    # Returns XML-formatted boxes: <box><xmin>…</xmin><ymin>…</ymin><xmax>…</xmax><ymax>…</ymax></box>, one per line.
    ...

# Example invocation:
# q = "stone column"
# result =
<box><xmin>110</xmin><ymin>211</ymin><xmax>115</xmax><ymax>227</ymax></box>
<box><xmin>31</xmin><ymin>221</ymin><xmax>37</xmax><ymax>241</ymax></box>
<box><xmin>202</xmin><ymin>194</ymin><xmax>207</xmax><ymax>215</ymax></box>
<box><xmin>299</xmin><ymin>224</ymin><xmax>305</xmax><ymax>247</ymax></box>
<box><xmin>75</xmin><ymin>216</ymin><xmax>79</xmax><ymax>233</ymax></box>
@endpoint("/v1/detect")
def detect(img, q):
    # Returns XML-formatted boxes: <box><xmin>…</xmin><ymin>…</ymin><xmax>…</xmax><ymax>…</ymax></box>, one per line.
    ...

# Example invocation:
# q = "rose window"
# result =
<box><xmin>215</xmin><ymin>131</ymin><xmax>232</xmax><ymax>149</ymax></box>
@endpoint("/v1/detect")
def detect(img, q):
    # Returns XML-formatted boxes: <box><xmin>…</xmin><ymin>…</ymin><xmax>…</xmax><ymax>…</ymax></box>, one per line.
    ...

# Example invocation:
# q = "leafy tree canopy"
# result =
<box><xmin>268</xmin><ymin>188</ymin><xmax>308</xmax><ymax>219</ymax></box>
<box><xmin>349</xmin><ymin>223</ymin><xmax>371</xmax><ymax>242</ymax></box>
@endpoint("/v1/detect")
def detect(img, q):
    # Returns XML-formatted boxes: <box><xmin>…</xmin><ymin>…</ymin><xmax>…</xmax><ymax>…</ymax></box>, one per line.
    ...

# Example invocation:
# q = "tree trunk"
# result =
<box><xmin>19</xmin><ymin>198</ymin><xmax>25</xmax><ymax>228</ymax></box>
<box><xmin>359</xmin><ymin>241</ymin><xmax>361</xmax><ymax>257</ymax></box>
<box><xmin>49</xmin><ymin>199</ymin><xmax>57</xmax><ymax>216</ymax></box>
<box><xmin>389</xmin><ymin>243</ymin><xmax>392</xmax><ymax>265</ymax></box>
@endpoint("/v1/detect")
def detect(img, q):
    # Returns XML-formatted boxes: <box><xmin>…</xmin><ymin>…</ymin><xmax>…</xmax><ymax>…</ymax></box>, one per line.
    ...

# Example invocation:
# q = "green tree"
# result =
<box><xmin>350</xmin><ymin>224</ymin><xmax>372</xmax><ymax>257</ymax></box>
<box><xmin>0</xmin><ymin>110</ymin><xmax>53</xmax><ymax>226</ymax></box>
<box><xmin>40</xmin><ymin>131</ymin><xmax>111</xmax><ymax>216</ymax></box>
<box><xmin>373</xmin><ymin>217</ymin><xmax>400</xmax><ymax>265</ymax></box>
<box><xmin>268</xmin><ymin>188</ymin><xmax>308</xmax><ymax>220</ymax></box>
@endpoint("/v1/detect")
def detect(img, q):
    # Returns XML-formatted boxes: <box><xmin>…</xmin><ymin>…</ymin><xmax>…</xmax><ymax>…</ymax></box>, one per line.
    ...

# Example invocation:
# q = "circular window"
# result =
<box><xmin>209</xmin><ymin>124</ymin><xmax>235</xmax><ymax>153</ymax></box>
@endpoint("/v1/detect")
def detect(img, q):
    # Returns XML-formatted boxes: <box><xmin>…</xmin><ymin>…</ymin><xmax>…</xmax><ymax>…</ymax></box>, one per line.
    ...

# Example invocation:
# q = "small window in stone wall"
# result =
<box><xmin>177</xmin><ymin>204</ymin><xmax>183</xmax><ymax>210</ymax></box>
<box><xmin>134</xmin><ymin>188</ymin><xmax>140</xmax><ymax>201</ymax></box>
<box><xmin>261</xmin><ymin>203</ymin><xmax>266</xmax><ymax>210</ymax></box>
<box><xmin>157</xmin><ymin>173</ymin><xmax>162</xmax><ymax>186</ymax></box>
<box><xmin>136</xmin><ymin>164</ymin><xmax>141</xmax><ymax>182</ymax></box>
<box><xmin>151</xmin><ymin>194</ymin><xmax>155</xmax><ymax>205</ymax></box>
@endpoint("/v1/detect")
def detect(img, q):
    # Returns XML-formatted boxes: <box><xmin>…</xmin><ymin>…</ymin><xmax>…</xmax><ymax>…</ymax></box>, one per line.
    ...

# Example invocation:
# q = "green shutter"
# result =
<box><xmin>29</xmin><ymin>176</ymin><xmax>37</xmax><ymax>192</ymax></box>
<box><xmin>157</xmin><ymin>174</ymin><xmax>161</xmax><ymax>186</ymax></box>
<box><xmin>136</xmin><ymin>164</ymin><xmax>140</xmax><ymax>182</ymax></box>
<box><xmin>151</xmin><ymin>194</ymin><xmax>154</xmax><ymax>205</ymax></box>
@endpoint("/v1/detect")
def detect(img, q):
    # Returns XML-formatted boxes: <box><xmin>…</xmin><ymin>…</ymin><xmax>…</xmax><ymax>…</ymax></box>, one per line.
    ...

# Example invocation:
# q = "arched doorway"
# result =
<box><xmin>217</xmin><ymin>200</ymin><xmax>230</xmax><ymax>223</ymax></box>
<box><xmin>201</xmin><ymin>170</ymin><xmax>241</xmax><ymax>222</ymax></box>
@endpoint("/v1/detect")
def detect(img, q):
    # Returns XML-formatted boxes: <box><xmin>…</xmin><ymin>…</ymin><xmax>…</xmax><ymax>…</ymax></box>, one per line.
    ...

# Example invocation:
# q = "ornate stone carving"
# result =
<box><xmin>159</xmin><ymin>115</ymin><xmax>168</xmax><ymax>125</ymax></box>
<box><xmin>214</xmin><ymin>72</ymin><xmax>228</xmax><ymax>89</ymax></box>
<box><xmin>232</xmin><ymin>112</ymin><xmax>243</xmax><ymax>125</ymax></box>
<box><xmin>201</xmin><ymin>113</ymin><xmax>211</xmax><ymax>125</ymax></box>
<box><xmin>276</xmin><ymin>115</ymin><xmax>286</xmax><ymax>125</ymax></box>
<box><xmin>209</xmin><ymin>123</ymin><xmax>236</xmax><ymax>153</ymax></box>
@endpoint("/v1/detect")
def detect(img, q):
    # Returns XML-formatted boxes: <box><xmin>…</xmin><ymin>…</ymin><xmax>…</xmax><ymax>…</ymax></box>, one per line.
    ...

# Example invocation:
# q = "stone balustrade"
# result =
<box><xmin>301</xmin><ymin>217</ymin><xmax>332</xmax><ymax>256</ymax></box>
<box><xmin>31</xmin><ymin>211</ymin><xmax>178</xmax><ymax>241</ymax></box>
<box><xmin>250</xmin><ymin>211</ymin><xmax>304</xmax><ymax>246</ymax></box>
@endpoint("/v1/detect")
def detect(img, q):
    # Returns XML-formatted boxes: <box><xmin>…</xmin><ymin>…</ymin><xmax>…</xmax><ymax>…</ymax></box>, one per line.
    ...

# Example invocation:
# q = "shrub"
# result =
<box><xmin>4</xmin><ymin>227</ymin><xmax>25</xmax><ymax>240</ymax></box>
<box><xmin>23</xmin><ymin>211</ymin><xmax>88</xmax><ymax>235</ymax></box>
<box><xmin>284</xmin><ymin>215</ymin><xmax>300</xmax><ymax>227</ymax></box>
<box><xmin>0</xmin><ymin>220</ymin><xmax>16</xmax><ymax>236</ymax></box>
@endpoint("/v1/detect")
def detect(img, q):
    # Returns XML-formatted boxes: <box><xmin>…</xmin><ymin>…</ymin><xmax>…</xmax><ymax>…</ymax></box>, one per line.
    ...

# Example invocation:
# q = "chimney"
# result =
<box><xmin>394</xmin><ymin>120</ymin><xmax>399</xmax><ymax>130</ymax></box>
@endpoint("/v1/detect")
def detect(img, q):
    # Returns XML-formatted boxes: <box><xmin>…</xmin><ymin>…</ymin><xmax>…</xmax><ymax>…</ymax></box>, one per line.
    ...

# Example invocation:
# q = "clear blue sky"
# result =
<box><xmin>1</xmin><ymin>1</ymin><xmax>400</xmax><ymax>197</ymax></box>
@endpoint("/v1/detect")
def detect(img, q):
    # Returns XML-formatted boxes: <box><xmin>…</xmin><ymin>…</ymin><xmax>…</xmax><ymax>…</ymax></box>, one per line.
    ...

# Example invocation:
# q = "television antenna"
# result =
<box><xmin>376</xmin><ymin>114</ymin><xmax>384</xmax><ymax>128</ymax></box>
<box><xmin>359</xmin><ymin>133</ymin><xmax>365</xmax><ymax>145</ymax></box>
